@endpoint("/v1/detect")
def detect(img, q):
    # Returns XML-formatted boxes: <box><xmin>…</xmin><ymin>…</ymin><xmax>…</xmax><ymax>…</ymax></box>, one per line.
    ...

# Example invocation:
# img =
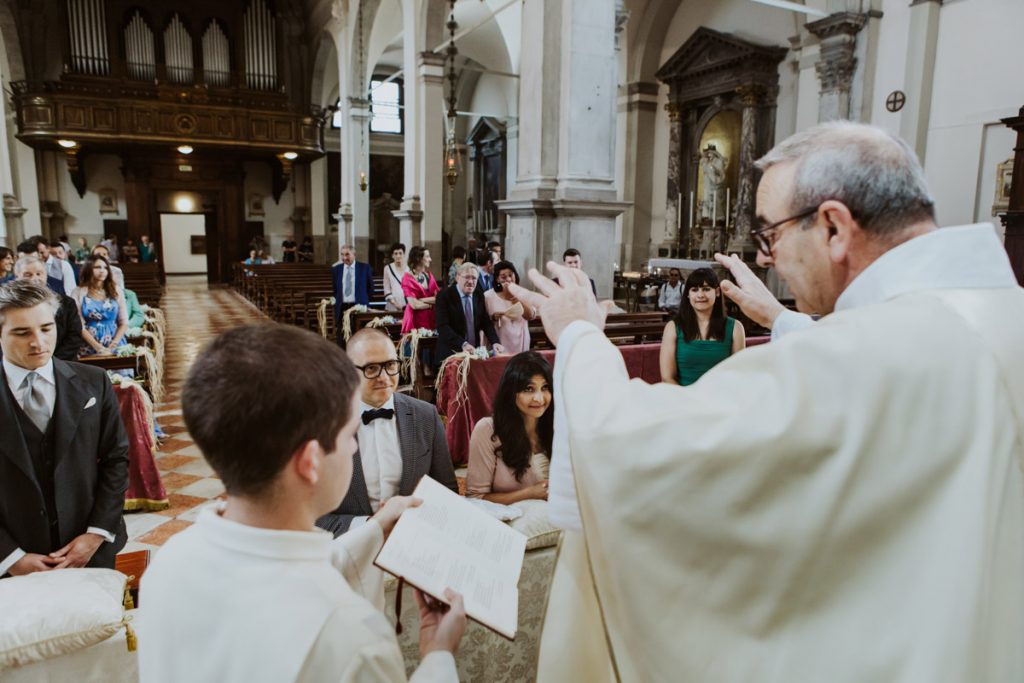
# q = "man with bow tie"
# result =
<box><xmin>316</xmin><ymin>328</ymin><xmax>458</xmax><ymax>535</ymax></box>
<box><xmin>0</xmin><ymin>280</ymin><xmax>128</xmax><ymax>577</ymax></box>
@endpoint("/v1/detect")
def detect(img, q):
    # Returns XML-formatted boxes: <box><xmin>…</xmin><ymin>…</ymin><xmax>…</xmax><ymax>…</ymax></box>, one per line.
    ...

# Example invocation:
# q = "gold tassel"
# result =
<box><xmin>124</xmin><ymin>621</ymin><xmax>137</xmax><ymax>652</ymax></box>
<box><xmin>123</xmin><ymin>575</ymin><xmax>136</xmax><ymax>610</ymax></box>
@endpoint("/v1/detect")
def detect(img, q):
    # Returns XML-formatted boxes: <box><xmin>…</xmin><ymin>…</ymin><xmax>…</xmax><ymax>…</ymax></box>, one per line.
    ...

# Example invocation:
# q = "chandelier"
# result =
<box><xmin>443</xmin><ymin>0</ymin><xmax>461</xmax><ymax>189</ymax></box>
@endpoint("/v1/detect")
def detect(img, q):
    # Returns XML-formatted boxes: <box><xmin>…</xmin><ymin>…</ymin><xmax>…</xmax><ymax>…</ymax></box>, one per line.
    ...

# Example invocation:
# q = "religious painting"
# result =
<box><xmin>248</xmin><ymin>193</ymin><xmax>265</xmax><ymax>217</ymax></box>
<box><xmin>98</xmin><ymin>188</ymin><xmax>118</xmax><ymax>214</ymax></box>
<box><xmin>695</xmin><ymin>110</ymin><xmax>741</xmax><ymax>233</ymax></box>
<box><xmin>993</xmin><ymin>157</ymin><xmax>1014</xmax><ymax>216</ymax></box>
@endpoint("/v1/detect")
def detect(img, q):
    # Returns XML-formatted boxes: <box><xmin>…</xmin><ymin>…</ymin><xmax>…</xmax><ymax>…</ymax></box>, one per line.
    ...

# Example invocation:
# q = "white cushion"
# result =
<box><xmin>0</xmin><ymin>569</ymin><xmax>129</xmax><ymax>670</ymax></box>
<box><xmin>510</xmin><ymin>500</ymin><xmax>562</xmax><ymax>551</ymax></box>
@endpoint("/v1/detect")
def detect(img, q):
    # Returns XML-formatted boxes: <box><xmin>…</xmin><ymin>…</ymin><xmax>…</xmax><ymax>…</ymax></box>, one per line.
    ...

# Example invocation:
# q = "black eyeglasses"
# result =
<box><xmin>750</xmin><ymin>206</ymin><xmax>820</xmax><ymax>257</ymax></box>
<box><xmin>353</xmin><ymin>360</ymin><xmax>401</xmax><ymax>379</ymax></box>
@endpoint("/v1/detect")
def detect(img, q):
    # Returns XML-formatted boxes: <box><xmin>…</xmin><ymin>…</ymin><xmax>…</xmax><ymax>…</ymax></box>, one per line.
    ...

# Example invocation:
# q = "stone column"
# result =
<box><xmin>899</xmin><ymin>0</ymin><xmax>942</xmax><ymax>162</ymax></box>
<box><xmin>619</xmin><ymin>82</ymin><xmax>658</xmax><ymax>269</ymax></box>
<box><xmin>663</xmin><ymin>101</ymin><xmax>683</xmax><ymax>256</ymax></box>
<box><xmin>727</xmin><ymin>85</ymin><xmax>765</xmax><ymax>255</ymax></box>
<box><xmin>498</xmin><ymin>0</ymin><xmax>628</xmax><ymax>297</ymax></box>
<box><xmin>806</xmin><ymin>12</ymin><xmax>867</xmax><ymax>122</ymax></box>
<box><xmin>344</xmin><ymin>96</ymin><xmax>372</xmax><ymax>259</ymax></box>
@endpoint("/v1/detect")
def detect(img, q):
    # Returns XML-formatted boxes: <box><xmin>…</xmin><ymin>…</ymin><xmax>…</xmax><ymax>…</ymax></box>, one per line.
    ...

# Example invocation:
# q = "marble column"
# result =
<box><xmin>663</xmin><ymin>101</ymin><xmax>683</xmax><ymax>256</ymax></box>
<box><xmin>728</xmin><ymin>85</ymin><xmax>764</xmax><ymax>255</ymax></box>
<box><xmin>498</xmin><ymin>0</ymin><xmax>628</xmax><ymax>297</ymax></box>
<box><xmin>619</xmin><ymin>82</ymin><xmax>658</xmax><ymax>269</ymax></box>
<box><xmin>806</xmin><ymin>12</ymin><xmax>867</xmax><ymax>123</ymax></box>
<box><xmin>344</xmin><ymin>96</ymin><xmax>371</xmax><ymax>260</ymax></box>
<box><xmin>899</xmin><ymin>0</ymin><xmax>942</xmax><ymax>162</ymax></box>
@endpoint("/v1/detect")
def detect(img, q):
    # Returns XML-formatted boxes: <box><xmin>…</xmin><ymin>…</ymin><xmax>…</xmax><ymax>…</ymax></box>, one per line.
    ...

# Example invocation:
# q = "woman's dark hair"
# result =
<box><xmin>407</xmin><ymin>245</ymin><xmax>428</xmax><ymax>271</ymax></box>
<box><xmin>677</xmin><ymin>267</ymin><xmax>726</xmax><ymax>342</ymax></box>
<box><xmin>492</xmin><ymin>351</ymin><xmax>554</xmax><ymax>481</ymax></box>
<box><xmin>184</xmin><ymin>324</ymin><xmax>360</xmax><ymax>497</ymax></box>
<box><xmin>493</xmin><ymin>260</ymin><xmax>519</xmax><ymax>284</ymax></box>
<box><xmin>452</xmin><ymin>245</ymin><xmax>467</xmax><ymax>260</ymax></box>
<box><xmin>390</xmin><ymin>242</ymin><xmax>406</xmax><ymax>255</ymax></box>
<box><xmin>80</xmin><ymin>256</ymin><xmax>119</xmax><ymax>300</ymax></box>
<box><xmin>0</xmin><ymin>247</ymin><xmax>12</xmax><ymax>270</ymax></box>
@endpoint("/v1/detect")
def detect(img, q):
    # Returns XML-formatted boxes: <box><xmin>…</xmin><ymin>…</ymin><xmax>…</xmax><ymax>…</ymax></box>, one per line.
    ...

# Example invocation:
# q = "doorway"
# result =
<box><xmin>159</xmin><ymin>214</ymin><xmax>208</xmax><ymax>275</ymax></box>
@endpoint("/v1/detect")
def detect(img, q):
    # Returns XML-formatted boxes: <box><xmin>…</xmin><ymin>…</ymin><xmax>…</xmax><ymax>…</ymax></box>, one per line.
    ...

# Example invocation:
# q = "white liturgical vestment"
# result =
<box><xmin>138</xmin><ymin>507</ymin><xmax>456</xmax><ymax>682</ymax></box>
<box><xmin>540</xmin><ymin>224</ymin><xmax>1024</xmax><ymax>682</ymax></box>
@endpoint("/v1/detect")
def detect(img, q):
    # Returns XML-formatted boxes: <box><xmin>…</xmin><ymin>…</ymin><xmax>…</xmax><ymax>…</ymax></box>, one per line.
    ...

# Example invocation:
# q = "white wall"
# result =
<box><xmin>160</xmin><ymin>214</ymin><xmax>207</xmax><ymax>274</ymax></box>
<box><xmin>243</xmin><ymin>160</ymin><xmax>297</xmax><ymax>260</ymax></box>
<box><xmin>58</xmin><ymin>153</ymin><xmax>127</xmax><ymax>246</ymax></box>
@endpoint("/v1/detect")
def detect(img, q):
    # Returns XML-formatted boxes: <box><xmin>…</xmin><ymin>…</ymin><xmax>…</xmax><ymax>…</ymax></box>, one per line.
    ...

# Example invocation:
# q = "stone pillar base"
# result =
<box><xmin>497</xmin><ymin>197</ymin><xmax>629</xmax><ymax>299</ymax></box>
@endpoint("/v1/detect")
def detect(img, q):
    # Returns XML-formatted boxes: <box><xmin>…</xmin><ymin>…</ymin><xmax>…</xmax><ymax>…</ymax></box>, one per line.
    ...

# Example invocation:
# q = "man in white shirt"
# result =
<box><xmin>0</xmin><ymin>280</ymin><xmax>128</xmax><ymax>577</ymax></box>
<box><xmin>656</xmin><ymin>267</ymin><xmax>683</xmax><ymax>313</ymax></box>
<box><xmin>34</xmin><ymin>238</ymin><xmax>76</xmax><ymax>295</ymax></box>
<box><xmin>512</xmin><ymin>121</ymin><xmax>1024</xmax><ymax>681</ymax></box>
<box><xmin>317</xmin><ymin>328</ymin><xmax>459</xmax><ymax>535</ymax></box>
<box><xmin>139</xmin><ymin>324</ymin><xmax>465</xmax><ymax>682</ymax></box>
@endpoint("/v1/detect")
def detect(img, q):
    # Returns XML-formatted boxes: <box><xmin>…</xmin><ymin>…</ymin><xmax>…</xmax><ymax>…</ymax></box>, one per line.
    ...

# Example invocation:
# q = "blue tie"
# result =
<box><xmin>462</xmin><ymin>294</ymin><xmax>475</xmax><ymax>345</ymax></box>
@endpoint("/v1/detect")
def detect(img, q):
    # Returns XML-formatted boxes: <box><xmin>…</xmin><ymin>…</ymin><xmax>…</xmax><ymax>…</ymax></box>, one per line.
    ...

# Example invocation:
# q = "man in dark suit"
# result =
<box><xmin>559</xmin><ymin>248</ymin><xmax>598</xmax><ymax>296</ymax></box>
<box><xmin>331</xmin><ymin>244</ymin><xmax>375</xmax><ymax>347</ymax></box>
<box><xmin>0</xmin><ymin>280</ymin><xmax>128</xmax><ymax>577</ymax></box>
<box><xmin>316</xmin><ymin>328</ymin><xmax>458</xmax><ymax>535</ymax></box>
<box><xmin>15</xmin><ymin>255</ymin><xmax>83</xmax><ymax>361</ymax></box>
<box><xmin>436</xmin><ymin>263</ymin><xmax>504</xmax><ymax>367</ymax></box>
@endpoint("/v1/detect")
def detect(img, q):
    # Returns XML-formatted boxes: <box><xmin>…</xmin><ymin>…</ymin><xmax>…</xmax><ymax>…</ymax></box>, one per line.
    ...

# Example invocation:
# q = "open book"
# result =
<box><xmin>373</xmin><ymin>476</ymin><xmax>528</xmax><ymax>639</ymax></box>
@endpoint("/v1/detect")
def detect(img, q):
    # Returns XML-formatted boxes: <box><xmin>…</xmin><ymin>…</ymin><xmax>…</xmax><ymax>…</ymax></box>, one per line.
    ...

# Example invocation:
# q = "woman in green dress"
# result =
<box><xmin>659</xmin><ymin>267</ymin><xmax>745</xmax><ymax>386</ymax></box>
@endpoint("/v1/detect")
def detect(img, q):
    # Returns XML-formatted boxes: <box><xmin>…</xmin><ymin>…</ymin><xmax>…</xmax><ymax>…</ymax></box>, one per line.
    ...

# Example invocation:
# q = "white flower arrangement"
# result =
<box><xmin>115</xmin><ymin>345</ymin><xmax>138</xmax><ymax>357</ymax></box>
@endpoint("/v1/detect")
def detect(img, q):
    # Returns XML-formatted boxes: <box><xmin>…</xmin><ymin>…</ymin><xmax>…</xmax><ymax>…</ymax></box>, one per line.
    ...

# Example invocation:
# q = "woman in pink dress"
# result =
<box><xmin>400</xmin><ymin>246</ymin><xmax>440</xmax><ymax>333</ymax></box>
<box><xmin>483</xmin><ymin>260</ymin><xmax>536</xmax><ymax>353</ymax></box>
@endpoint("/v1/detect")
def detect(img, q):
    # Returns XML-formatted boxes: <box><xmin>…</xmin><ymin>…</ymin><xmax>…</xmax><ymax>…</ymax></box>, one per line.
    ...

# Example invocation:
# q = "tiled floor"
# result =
<box><xmin>123</xmin><ymin>276</ymin><xmax>267</xmax><ymax>556</ymax></box>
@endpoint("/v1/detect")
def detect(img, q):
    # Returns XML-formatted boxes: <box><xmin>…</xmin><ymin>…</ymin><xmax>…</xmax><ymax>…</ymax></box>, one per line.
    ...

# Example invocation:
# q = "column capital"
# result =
<box><xmin>805</xmin><ymin>12</ymin><xmax>868</xmax><ymax>41</ymax></box>
<box><xmin>665</xmin><ymin>101</ymin><xmax>682</xmax><ymax>122</ymax></box>
<box><xmin>735</xmin><ymin>84</ymin><xmax>768</xmax><ymax>107</ymax></box>
<box><xmin>815</xmin><ymin>55</ymin><xmax>857</xmax><ymax>94</ymax></box>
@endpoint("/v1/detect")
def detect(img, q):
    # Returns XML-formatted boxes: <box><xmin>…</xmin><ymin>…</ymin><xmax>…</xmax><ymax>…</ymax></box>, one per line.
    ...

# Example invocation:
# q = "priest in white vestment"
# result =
<box><xmin>138</xmin><ymin>325</ymin><xmax>465</xmax><ymax>682</ymax></box>
<box><xmin>511</xmin><ymin>122</ymin><xmax>1024</xmax><ymax>682</ymax></box>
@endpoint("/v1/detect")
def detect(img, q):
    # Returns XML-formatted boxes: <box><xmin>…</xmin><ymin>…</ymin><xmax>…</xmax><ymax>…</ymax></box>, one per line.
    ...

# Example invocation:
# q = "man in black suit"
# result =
<box><xmin>316</xmin><ymin>328</ymin><xmax>458</xmax><ymax>535</ymax></box>
<box><xmin>0</xmin><ymin>280</ymin><xmax>128</xmax><ymax>577</ymax></box>
<box><xmin>436</xmin><ymin>263</ymin><xmax>504</xmax><ymax>367</ymax></box>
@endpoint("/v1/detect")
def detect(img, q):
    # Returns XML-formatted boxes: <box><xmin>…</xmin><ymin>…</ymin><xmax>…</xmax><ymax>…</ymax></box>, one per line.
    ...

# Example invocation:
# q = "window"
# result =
<box><xmin>370</xmin><ymin>79</ymin><xmax>402</xmax><ymax>134</ymax></box>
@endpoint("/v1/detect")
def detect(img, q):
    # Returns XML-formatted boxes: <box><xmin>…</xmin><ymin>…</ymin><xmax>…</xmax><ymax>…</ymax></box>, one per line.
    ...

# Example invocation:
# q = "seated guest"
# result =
<box><xmin>138</xmin><ymin>324</ymin><xmax>465</xmax><ymax>681</ymax></box>
<box><xmin>317</xmin><ymin>328</ymin><xmax>458</xmax><ymax>536</ymax></box>
<box><xmin>436</xmin><ymin>263</ymin><xmax>504</xmax><ymax>366</ymax></box>
<box><xmin>556</xmin><ymin>248</ymin><xmax>597</xmax><ymax>296</ymax></box>
<box><xmin>90</xmin><ymin>244</ymin><xmax>125</xmax><ymax>288</ymax></box>
<box><xmin>659</xmin><ymin>267</ymin><xmax>745</xmax><ymax>386</ymax></box>
<box><xmin>17</xmin><ymin>241</ymin><xmax>62</xmax><ymax>295</ymax></box>
<box><xmin>138</xmin><ymin>235</ymin><xmax>157</xmax><ymax>263</ymax></box>
<box><xmin>382</xmin><ymin>242</ymin><xmax>409</xmax><ymax>313</ymax></box>
<box><xmin>332</xmin><ymin>244</ymin><xmax>374</xmax><ymax>345</ymax></box>
<box><xmin>400</xmin><ymin>246</ymin><xmax>440</xmax><ymax>333</ymax></box>
<box><xmin>121</xmin><ymin>239</ymin><xmax>140</xmax><ymax>263</ymax></box>
<box><xmin>71</xmin><ymin>256</ymin><xmax>129</xmax><ymax>357</ymax></box>
<box><xmin>35</xmin><ymin>237</ymin><xmax>77</xmax><ymax>295</ymax></box>
<box><xmin>74</xmin><ymin>237</ymin><xmax>91</xmax><ymax>263</ymax></box>
<box><xmin>447</xmin><ymin>245</ymin><xmax>466</xmax><ymax>286</ymax></box>
<box><xmin>124</xmin><ymin>288</ymin><xmax>147</xmax><ymax>329</ymax></box>
<box><xmin>467</xmin><ymin>351</ymin><xmax>552</xmax><ymax>503</ymax></box>
<box><xmin>15</xmin><ymin>256</ymin><xmax>83</xmax><ymax>361</ymax></box>
<box><xmin>297</xmin><ymin>235</ymin><xmax>314</xmax><ymax>263</ymax></box>
<box><xmin>0</xmin><ymin>280</ymin><xmax>128</xmax><ymax>577</ymax></box>
<box><xmin>484</xmin><ymin>261</ymin><xmax>536</xmax><ymax>354</ymax></box>
<box><xmin>658</xmin><ymin>268</ymin><xmax>683</xmax><ymax>313</ymax></box>
<box><xmin>281</xmin><ymin>234</ymin><xmax>297</xmax><ymax>263</ymax></box>
<box><xmin>0</xmin><ymin>247</ymin><xmax>14</xmax><ymax>284</ymax></box>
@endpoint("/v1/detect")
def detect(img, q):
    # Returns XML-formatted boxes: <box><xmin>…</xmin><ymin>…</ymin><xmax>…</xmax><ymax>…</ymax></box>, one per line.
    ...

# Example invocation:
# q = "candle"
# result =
<box><xmin>725</xmin><ymin>188</ymin><xmax>731</xmax><ymax>229</ymax></box>
<box><xmin>689</xmin><ymin>191</ymin><xmax>694</xmax><ymax>230</ymax></box>
<box><xmin>677</xmin><ymin>192</ymin><xmax>683</xmax><ymax>235</ymax></box>
<box><xmin>712</xmin><ymin>190</ymin><xmax>717</xmax><ymax>226</ymax></box>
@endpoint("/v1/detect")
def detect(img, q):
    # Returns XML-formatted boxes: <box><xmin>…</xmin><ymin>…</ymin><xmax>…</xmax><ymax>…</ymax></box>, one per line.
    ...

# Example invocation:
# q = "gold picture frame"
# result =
<box><xmin>993</xmin><ymin>157</ymin><xmax>1014</xmax><ymax>216</ymax></box>
<box><xmin>98</xmin><ymin>188</ymin><xmax>118</xmax><ymax>214</ymax></box>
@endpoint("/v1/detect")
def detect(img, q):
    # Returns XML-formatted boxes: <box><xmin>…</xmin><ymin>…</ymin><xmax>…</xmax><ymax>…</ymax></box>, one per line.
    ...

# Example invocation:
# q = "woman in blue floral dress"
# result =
<box><xmin>71</xmin><ymin>255</ymin><xmax>129</xmax><ymax>356</ymax></box>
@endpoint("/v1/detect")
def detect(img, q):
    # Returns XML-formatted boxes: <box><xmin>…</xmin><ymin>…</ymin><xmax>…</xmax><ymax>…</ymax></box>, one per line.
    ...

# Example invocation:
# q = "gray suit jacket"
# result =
<box><xmin>316</xmin><ymin>392</ymin><xmax>458</xmax><ymax>536</ymax></box>
<box><xmin>0</xmin><ymin>359</ymin><xmax>129</xmax><ymax>571</ymax></box>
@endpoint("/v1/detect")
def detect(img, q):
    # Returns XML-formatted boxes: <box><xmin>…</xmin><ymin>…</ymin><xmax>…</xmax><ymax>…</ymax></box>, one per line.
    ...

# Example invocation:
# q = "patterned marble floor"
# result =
<box><xmin>123</xmin><ymin>276</ymin><xmax>267</xmax><ymax>555</ymax></box>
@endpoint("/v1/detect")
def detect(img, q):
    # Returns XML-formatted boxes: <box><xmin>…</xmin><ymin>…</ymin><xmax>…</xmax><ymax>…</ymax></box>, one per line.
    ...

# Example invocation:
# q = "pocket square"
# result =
<box><xmin>84</xmin><ymin>397</ymin><xmax>97</xmax><ymax>409</ymax></box>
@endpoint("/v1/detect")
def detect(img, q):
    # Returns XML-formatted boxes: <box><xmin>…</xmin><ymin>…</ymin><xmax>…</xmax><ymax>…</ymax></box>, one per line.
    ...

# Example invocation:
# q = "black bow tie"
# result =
<box><xmin>362</xmin><ymin>408</ymin><xmax>395</xmax><ymax>425</ymax></box>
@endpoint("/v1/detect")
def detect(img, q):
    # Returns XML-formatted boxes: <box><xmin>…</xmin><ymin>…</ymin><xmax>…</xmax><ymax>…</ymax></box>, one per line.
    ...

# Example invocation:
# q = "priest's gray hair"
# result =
<box><xmin>0</xmin><ymin>279</ymin><xmax>59</xmax><ymax>329</ymax></box>
<box><xmin>756</xmin><ymin>121</ymin><xmax>935</xmax><ymax>238</ymax></box>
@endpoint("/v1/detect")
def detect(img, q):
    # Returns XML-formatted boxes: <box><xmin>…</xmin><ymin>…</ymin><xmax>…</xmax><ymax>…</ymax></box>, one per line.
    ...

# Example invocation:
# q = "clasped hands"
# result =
<box><xmin>9</xmin><ymin>532</ymin><xmax>105</xmax><ymax>576</ymax></box>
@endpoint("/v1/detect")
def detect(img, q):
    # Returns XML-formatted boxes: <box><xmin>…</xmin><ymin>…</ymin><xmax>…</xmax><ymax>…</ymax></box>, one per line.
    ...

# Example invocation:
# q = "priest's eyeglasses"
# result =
<box><xmin>750</xmin><ymin>206</ymin><xmax>820</xmax><ymax>257</ymax></box>
<box><xmin>354</xmin><ymin>360</ymin><xmax>402</xmax><ymax>379</ymax></box>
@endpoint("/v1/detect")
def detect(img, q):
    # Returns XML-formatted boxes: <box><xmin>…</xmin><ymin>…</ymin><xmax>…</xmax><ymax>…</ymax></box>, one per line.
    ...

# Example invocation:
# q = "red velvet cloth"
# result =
<box><xmin>437</xmin><ymin>344</ymin><xmax>664</xmax><ymax>465</ymax></box>
<box><xmin>115</xmin><ymin>385</ymin><xmax>168</xmax><ymax>511</ymax></box>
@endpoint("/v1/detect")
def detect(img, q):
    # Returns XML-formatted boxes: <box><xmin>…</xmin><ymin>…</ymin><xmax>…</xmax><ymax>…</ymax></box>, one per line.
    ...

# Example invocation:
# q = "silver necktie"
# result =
<box><xmin>21</xmin><ymin>372</ymin><xmax>51</xmax><ymax>434</ymax></box>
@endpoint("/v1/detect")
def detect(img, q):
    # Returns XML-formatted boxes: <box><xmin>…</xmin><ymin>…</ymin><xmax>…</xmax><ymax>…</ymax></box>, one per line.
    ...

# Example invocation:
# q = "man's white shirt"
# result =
<box><xmin>350</xmin><ymin>396</ymin><xmax>402</xmax><ymax>529</ymax></box>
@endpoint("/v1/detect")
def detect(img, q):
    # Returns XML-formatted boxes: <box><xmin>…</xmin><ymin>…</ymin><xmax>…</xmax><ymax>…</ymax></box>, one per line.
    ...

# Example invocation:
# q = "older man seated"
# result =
<box><xmin>435</xmin><ymin>263</ymin><xmax>504</xmax><ymax>367</ymax></box>
<box><xmin>14</xmin><ymin>255</ymin><xmax>83</xmax><ymax>361</ymax></box>
<box><xmin>316</xmin><ymin>328</ymin><xmax>459</xmax><ymax>535</ymax></box>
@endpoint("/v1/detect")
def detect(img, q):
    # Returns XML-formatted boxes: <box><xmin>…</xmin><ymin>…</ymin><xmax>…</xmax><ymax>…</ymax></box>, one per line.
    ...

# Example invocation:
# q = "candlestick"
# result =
<box><xmin>725</xmin><ymin>188</ymin><xmax>731</xmax><ymax>229</ymax></box>
<box><xmin>689</xmin><ymin>191</ymin><xmax>694</xmax><ymax>230</ymax></box>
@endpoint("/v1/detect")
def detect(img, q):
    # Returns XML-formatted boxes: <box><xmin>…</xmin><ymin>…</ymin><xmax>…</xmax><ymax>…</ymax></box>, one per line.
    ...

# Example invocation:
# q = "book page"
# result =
<box><xmin>374</xmin><ymin>476</ymin><xmax>528</xmax><ymax>639</ymax></box>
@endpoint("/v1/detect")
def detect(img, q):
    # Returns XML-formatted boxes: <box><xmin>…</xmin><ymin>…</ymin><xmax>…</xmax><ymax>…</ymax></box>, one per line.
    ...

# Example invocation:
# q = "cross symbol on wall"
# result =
<box><xmin>886</xmin><ymin>91</ymin><xmax>906</xmax><ymax>113</ymax></box>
